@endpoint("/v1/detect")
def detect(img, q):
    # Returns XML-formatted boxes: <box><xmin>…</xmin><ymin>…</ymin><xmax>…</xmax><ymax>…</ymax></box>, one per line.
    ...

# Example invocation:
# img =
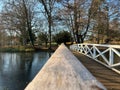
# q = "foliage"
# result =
<box><xmin>25</xmin><ymin>48</ymin><xmax>35</xmax><ymax>52</ymax></box>
<box><xmin>38</xmin><ymin>0</ymin><xmax>56</xmax><ymax>49</ymax></box>
<box><xmin>1</xmin><ymin>0</ymin><xmax>38</xmax><ymax>46</ymax></box>
<box><xmin>19</xmin><ymin>33</ymin><xmax>36</xmax><ymax>45</ymax></box>
<box><xmin>38</xmin><ymin>32</ymin><xmax>48</xmax><ymax>43</ymax></box>
<box><xmin>90</xmin><ymin>0</ymin><xmax>120</xmax><ymax>44</ymax></box>
<box><xmin>0</xmin><ymin>0</ymin><xmax>120</xmax><ymax>47</ymax></box>
<box><xmin>38</xmin><ymin>32</ymin><xmax>48</xmax><ymax>46</ymax></box>
<box><xmin>53</xmin><ymin>31</ymin><xmax>72</xmax><ymax>44</ymax></box>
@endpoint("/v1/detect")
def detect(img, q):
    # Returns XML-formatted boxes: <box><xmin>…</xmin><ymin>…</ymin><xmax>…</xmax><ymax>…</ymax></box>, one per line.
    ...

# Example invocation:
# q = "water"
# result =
<box><xmin>0</xmin><ymin>52</ymin><xmax>52</xmax><ymax>90</ymax></box>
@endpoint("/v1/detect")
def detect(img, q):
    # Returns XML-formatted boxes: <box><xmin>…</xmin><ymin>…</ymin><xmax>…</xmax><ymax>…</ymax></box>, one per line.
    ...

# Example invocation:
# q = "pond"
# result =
<box><xmin>0</xmin><ymin>52</ymin><xmax>52</xmax><ymax>90</ymax></box>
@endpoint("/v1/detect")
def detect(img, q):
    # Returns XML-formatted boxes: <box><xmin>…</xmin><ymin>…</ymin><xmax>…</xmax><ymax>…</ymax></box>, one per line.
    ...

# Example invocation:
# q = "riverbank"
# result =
<box><xmin>0</xmin><ymin>45</ymin><xmax>58</xmax><ymax>52</ymax></box>
<box><xmin>0</xmin><ymin>42</ymin><xmax>73</xmax><ymax>52</ymax></box>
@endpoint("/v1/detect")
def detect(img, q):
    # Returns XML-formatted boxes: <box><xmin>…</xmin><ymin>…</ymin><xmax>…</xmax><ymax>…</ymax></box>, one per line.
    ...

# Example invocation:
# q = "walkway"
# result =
<box><xmin>73</xmin><ymin>52</ymin><xmax>120</xmax><ymax>90</ymax></box>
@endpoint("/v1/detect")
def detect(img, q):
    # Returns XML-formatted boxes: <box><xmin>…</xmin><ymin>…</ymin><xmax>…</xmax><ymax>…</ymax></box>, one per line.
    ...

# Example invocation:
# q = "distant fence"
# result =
<box><xmin>25</xmin><ymin>44</ymin><xmax>106</xmax><ymax>90</ymax></box>
<box><xmin>70</xmin><ymin>43</ymin><xmax>120</xmax><ymax>74</ymax></box>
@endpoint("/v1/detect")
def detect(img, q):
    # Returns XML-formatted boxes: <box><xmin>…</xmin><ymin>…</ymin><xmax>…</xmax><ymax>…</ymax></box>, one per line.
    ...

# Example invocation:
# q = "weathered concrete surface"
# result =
<box><xmin>25</xmin><ymin>44</ymin><xmax>106</xmax><ymax>90</ymax></box>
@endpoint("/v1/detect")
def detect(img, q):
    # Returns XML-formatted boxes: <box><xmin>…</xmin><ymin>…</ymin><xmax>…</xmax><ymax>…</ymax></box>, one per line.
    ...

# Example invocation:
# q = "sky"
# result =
<box><xmin>0</xmin><ymin>1</ymin><xmax>3</xmax><ymax>11</ymax></box>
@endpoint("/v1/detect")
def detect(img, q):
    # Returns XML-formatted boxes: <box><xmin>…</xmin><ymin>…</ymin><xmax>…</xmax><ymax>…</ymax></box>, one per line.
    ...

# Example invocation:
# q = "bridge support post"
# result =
<box><xmin>109</xmin><ymin>47</ymin><xmax>114</xmax><ymax>65</ymax></box>
<box><xmin>93</xmin><ymin>45</ymin><xmax>96</xmax><ymax>59</ymax></box>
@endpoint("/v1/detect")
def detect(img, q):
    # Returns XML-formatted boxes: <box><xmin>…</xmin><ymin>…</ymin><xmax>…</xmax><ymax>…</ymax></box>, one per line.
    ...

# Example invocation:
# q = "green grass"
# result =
<box><xmin>0</xmin><ymin>46</ymin><xmax>35</xmax><ymax>52</ymax></box>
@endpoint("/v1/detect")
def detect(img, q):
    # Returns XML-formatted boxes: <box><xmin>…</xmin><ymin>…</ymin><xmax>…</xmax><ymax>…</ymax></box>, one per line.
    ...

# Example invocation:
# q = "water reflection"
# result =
<box><xmin>0</xmin><ymin>52</ymin><xmax>51</xmax><ymax>90</ymax></box>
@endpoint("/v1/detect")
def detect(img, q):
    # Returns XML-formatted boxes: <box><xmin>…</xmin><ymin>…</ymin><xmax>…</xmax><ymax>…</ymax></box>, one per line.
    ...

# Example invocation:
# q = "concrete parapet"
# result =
<box><xmin>25</xmin><ymin>44</ymin><xmax>106</xmax><ymax>90</ymax></box>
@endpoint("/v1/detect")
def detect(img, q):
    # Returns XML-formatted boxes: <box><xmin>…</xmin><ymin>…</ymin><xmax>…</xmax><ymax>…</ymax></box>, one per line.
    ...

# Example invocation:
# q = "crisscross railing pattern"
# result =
<box><xmin>70</xmin><ymin>43</ymin><xmax>120</xmax><ymax>74</ymax></box>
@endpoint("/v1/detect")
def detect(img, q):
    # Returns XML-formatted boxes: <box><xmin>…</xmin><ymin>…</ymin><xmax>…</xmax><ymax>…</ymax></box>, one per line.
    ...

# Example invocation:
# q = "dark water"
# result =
<box><xmin>0</xmin><ymin>52</ymin><xmax>52</xmax><ymax>90</ymax></box>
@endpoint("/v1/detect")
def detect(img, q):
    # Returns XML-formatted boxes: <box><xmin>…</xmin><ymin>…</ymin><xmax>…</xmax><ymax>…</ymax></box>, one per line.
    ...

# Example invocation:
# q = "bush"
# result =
<box><xmin>53</xmin><ymin>31</ymin><xmax>72</xmax><ymax>44</ymax></box>
<box><xmin>19</xmin><ymin>46</ymin><xmax>25</xmax><ymax>51</ymax></box>
<box><xmin>25</xmin><ymin>48</ymin><xmax>35</xmax><ymax>52</ymax></box>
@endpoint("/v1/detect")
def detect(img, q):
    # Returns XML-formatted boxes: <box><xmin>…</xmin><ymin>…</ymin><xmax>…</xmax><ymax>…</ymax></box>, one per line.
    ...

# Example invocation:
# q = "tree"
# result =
<box><xmin>104</xmin><ymin>0</ymin><xmax>120</xmax><ymax>40</ymax></box>
<box><xmin>0</xmin><ymin>30</ymin><xmax>7</xmax><ymax>46</ymax></box>
<box><xmin>89</xmin><ymin>0</ymin><xmax>120</xmax><ymax>44</ymax></box>
<box><xmin>53</xmin><ymin>31</ymin><xmax>72</xmax><ymax>44</ymax></box>
<box><xmin>56</xmin><ymin>0</ymin><xmax>92</xmax><ymax>43</ymax></box>
<box><xmin>90</xmin><ymin>0</ymin><xmax>106</xmax><ymax>43</ymax></box>
<box><xmin>38</xmin><ymin>32</ymin><xmax>48</xmax><ymax>47</ymax></box>
<box><xmin>1</xmin><ymin>0</ymin><xmax>38</xmax><ymax>46</ymax></box>
<box><xmin>38</xmin><ymin>0</ymin><xmax>56</xmax><ymax>49</ymax></box>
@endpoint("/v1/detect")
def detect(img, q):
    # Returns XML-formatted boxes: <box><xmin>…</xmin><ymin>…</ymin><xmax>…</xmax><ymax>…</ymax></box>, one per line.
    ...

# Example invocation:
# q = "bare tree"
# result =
<box><xmin>90</xmin><ymin>0</ymin><xmax>120</xmax><ymax>44</ymax></box>
<box><xmin>38</xmin><ymin>0</ymin><xmax>56</xmax><ymax>49</ymax></box>
<box><xmin>1</xmin><ymin>0</ymin><xmax>38</xmax><ymax>46</ymax></box>
<box><xmin>56</xmin><ymin>0</ymin><xmax>91</xmax><ymax>43</ymax></box>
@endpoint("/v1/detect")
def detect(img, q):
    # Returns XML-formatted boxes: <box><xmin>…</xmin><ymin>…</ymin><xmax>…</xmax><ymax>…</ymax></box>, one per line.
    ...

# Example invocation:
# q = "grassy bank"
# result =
<box><xmin>0</xmin><ymin>45</ymin><xmax>58</xmax><ymax>52</ymax></box>
<box><xmin>0</xmin><ymin>46</ymin><xmax>35</xmax><ymax>52</ymax></box>
<box><xmin>0</xmin><ymin>42</ymin><xmax>72</xmax><ymax>52</ymax></box>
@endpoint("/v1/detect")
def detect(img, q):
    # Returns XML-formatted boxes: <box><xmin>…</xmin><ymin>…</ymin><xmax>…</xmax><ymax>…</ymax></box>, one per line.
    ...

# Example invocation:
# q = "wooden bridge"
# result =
<box><xmin>74</xmin><ymin>52</ymin><xmax>120</xmax><ymax>90</ymax></box>
<box><xmin>70</xmin><ymin>43</ymin><xmax>120</xmax><ymax>90</ymax></box>
<box><xmin>25</xmin><ymin>43</ymin><xmax>120</xmax><ymax>90</ymax></box>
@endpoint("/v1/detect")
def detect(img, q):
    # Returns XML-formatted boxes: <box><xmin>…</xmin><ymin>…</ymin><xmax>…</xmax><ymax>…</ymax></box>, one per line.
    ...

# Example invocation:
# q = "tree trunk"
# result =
<box><xmin>82</xmin><ymin>13</ymin><xmax>91</xmax><ymax>43</ymax></box>
<box><xmin>23</xmin><ymin>0</ymin><xmax>34</xmax><ymax>47</ymax></box>
<box><xmin>76</xmin><ymin>31</ymin><xmax>80</xmax><ymax>43</ymax></box>
<box><xmin>79</xmin><ymin>35</ymin><xmax>84</xmax><ymax>43</ymax></box>
<box><xmin>28</xmin><ymin>28</ymin><xmax>34</xmax><ymax>47</ymax></box>
<box><xmin>97</xmin><ymin>30</ymin><xmax>100</xmax><ymax>44</ymax></box>
<box><xmin>48</xmin><ymin>15</ymin><xmax>52</xmax><ymax>50</ymax></box>
<box><xmin>45</xmin><ymin>42</ymin><xmax>47</xmax><ymax>47</ymax></box>
<box><xmin>74</xmin><ymin>0</ymin><xmax>80</xmax><ymax>43</ymax></box>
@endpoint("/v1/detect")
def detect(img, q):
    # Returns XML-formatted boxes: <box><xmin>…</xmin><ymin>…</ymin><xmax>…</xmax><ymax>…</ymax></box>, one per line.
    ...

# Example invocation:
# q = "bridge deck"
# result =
<box><xmin>73</xmin><ymin>52</ymin><xmax>120</xmax><ymax>90</ymax></box>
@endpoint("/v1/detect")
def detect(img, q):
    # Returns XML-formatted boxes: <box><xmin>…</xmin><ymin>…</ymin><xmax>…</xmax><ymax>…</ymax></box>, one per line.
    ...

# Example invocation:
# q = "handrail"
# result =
<box><xmin>25</xmin><ymin>44</ymin><xmax>106</xmax><ymax>90</ymax></box>
<box><xmin>70</xmin><ymin>43</ymin><xmax>120</xmax><ymax>74</ymax></box>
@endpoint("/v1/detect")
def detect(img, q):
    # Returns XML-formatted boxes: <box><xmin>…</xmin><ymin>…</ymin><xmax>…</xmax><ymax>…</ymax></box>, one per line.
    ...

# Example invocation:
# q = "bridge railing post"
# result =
<box><xmin>93</xmin><ymin>45</ymin><xmax>96</xmax><ymax>59</ymax></box>
<box><xmin>109</xmin><ymin>47</ymin><xmax>114</xmax><ymax>66</ymax></box>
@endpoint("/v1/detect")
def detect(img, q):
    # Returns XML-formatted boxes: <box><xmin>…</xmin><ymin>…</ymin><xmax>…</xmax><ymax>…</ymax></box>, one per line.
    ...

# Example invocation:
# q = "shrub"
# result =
<box><xmin>53</xmin><ymin>31</ymin><xmax>72</xmax><ymax>44</ymax></box>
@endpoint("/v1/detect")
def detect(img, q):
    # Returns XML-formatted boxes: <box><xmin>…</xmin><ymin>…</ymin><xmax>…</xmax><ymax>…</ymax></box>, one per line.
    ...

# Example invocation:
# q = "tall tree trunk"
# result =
<box><xmin>39</xmin><ymin>0</ymin><xmax>53</xmax><ymax>50</ymax></box>
<box><xmin>23</xmin><ymin>0</ymin><xmax>34</xmax><ymax>47</ymax></box>
<box><xmin>81</xmin><ymin>14</ymin><xmax>91</xmax><ymax>44</ymax></box>
<box><xmin>28</xmin><ymin>28</ymin><xmax>34</xmax><ymax>47</ymax></box>
<box><xmin>76</xmin><ymin>30</ymin><xmax>80</xmax><ymax>43</ymax></box>
<box><xmin>69</xmin><ymin>14</ymin><xmax>76</xmax><ymax>43</ymax></box>
<box><xmin>48</xmin><ymin>15</ymin><xmax>52</xmax><ymax>49</ymax></box>
<box><xmin>79</xmin><ymin>35</ymin><xmax>84</xmax><ymax>43</ymax></box>
<box><xmin>97</xmin><ymin>30</ymin><xmax>100</xmax><ymax>44</ymax></box>
<box><xmin>106</xmin><ymin>7</ymin><xmax>109</xmax><ymax>39</ymax></box>
<box><xmin>74</xmin><ymin>0</ymin><xmax>80</xmax><ymax>43</ymax></box>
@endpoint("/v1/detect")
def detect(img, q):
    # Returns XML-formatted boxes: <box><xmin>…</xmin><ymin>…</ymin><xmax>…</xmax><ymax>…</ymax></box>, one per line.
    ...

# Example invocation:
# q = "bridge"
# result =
<box><xmin>70</xmin><ymin>43</ymin><xmax>120</xmax><ymax>90</ymax></box>
<box><xmin>25</xmin><ymin>43</ymin><xmax>120</xmax><ymax>90</ymax></box>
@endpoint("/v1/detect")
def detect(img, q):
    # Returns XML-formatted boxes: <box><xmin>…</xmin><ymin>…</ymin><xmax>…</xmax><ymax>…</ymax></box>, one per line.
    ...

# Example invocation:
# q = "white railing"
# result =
<box><xmin>70</xmin><ymin>43</ymin><xmax>120</xmax><ymax>74</ymax></box>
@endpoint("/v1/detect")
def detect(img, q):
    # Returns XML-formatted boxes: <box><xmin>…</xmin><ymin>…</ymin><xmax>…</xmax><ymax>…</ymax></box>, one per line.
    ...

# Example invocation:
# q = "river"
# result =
<box><xmin>0</xmin><ymin>52</ymin><xmax>52</xmax><ymax>90</ymax></box>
